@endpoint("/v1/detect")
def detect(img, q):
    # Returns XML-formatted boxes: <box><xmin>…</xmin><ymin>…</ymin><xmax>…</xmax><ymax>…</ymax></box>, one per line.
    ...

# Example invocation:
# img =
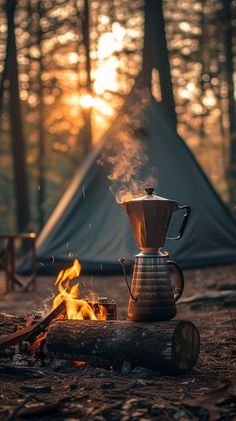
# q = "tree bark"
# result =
<box><xmin>5</xmin><ymin>0</ymin><xmax>30</xmax><ymax>232</ymax></box>
<box><xmin>142</xmin><ymin>0</ymin><xmax>176</xmax><ymax>126</ymax></box>
<box><xmin>46</xmin><ymin>319</ymin><xmax>200</xmax><ymax>374</ymax></box>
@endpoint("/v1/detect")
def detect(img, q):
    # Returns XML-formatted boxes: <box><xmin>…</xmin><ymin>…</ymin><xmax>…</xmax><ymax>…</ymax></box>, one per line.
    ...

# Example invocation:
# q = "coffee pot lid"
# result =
<box><xmin>127</xmin><ymin>187</ymin><xmax>168</xmax><ymax>202</ymax></box>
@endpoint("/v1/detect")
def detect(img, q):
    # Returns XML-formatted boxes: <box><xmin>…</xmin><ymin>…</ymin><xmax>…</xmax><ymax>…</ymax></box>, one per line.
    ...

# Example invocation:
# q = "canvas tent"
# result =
<box><xmin>35</xmin><ymin>84</ymin><xmax>236</xmax><ymax>274</ymax></box>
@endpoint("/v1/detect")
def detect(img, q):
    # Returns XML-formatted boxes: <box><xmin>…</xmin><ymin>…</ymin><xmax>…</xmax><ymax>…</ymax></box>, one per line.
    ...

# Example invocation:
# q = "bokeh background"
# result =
<box><xmin>0</xmin><ymin>0</ymin><xmax>235</xmax><ymax>234</ymax></box>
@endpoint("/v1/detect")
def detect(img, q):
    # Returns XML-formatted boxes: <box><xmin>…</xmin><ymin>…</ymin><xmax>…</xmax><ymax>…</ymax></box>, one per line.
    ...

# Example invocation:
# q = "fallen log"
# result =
<box><xmin>46</xmin><ymin>319</ymin><xmax>200</xmax><ymax>374</ymax></box>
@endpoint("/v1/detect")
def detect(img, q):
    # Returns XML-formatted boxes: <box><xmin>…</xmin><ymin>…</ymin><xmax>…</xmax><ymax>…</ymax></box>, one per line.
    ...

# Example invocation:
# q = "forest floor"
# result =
<box><xmin>0</xmin><ymin>264</ymin><xmax>235</xmax><ymax>420</ymax></box>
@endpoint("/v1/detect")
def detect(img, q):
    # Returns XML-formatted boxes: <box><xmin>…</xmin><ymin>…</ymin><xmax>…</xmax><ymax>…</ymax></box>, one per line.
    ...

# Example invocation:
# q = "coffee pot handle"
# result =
<box><xmin>119</xmin><ymin>258</ymin><xmax>137</xmax><ymax>302</ymax></box>
<box><xmin>167</xmin><ymin>260</ymin><xmax>184</xmax><ymax>302</ymax></box>
<box><xmin>166</xmin><ymin>205</ymin><xmax>191</xmax><ymax>240</ymax></box>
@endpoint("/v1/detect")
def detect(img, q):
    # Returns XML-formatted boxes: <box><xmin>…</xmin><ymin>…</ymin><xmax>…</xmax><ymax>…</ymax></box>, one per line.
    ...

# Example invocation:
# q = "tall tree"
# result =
<box><xmin>224</xmin><ymin>0</ymin><xmax>236</xmax><ymax>205</ymax></box>
<box><xmin>78</xmin><ymin>0</ymin><xmax>92</xmax><ymax>154</ymax></box>
<box><xmin>3</xmin><ymin>0</ymin><xmax>30</xmax><ymax>231</ymax></box>
<box><xmin>37</xmin><ymin>0</ymin><xmax>46</xmax><ymax>229</ymax></box>
<box><xmin>143</xmin><ymin>0</ymin><xmax>176</xmax><ymax>126</ymax></box>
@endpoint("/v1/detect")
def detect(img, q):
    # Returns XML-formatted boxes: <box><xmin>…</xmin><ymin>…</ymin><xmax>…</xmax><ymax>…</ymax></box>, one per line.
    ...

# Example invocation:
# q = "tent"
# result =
<box><xmin>35</xmin><ymin>84</ymin><xmax>236</xmax><ymax>274</ymax></box>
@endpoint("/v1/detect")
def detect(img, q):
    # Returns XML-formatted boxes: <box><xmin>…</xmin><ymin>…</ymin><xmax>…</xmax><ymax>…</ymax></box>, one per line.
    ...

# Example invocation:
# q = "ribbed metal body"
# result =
<box><xmin>128</xmin><ymin>251</ymin><xmax>177</xmax><ymax>322</ymax></box>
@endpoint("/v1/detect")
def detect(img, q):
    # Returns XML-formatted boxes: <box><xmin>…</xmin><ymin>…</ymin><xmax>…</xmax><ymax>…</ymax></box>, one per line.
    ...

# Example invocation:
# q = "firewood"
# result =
<box><xmin>45</xmin><ymin>319</ymin><xmax>200</xmax><ymax>374</ymax></box>
<box><xmin>0</xmin><ymin>300</ymin><xmax>66</xmax><ymax>352</ymax></box>
<box><xmin>0</xmin><ymin>313</ymin><xmax>25</xmax><ymax>335</ymax></box>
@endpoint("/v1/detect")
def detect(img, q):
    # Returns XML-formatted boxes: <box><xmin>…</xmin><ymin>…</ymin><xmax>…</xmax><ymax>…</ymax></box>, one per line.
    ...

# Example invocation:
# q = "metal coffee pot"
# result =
<box><xmin>120</xmin><ymin>188</ymin><xmax>191</xmax><ymax>322</ymax></box>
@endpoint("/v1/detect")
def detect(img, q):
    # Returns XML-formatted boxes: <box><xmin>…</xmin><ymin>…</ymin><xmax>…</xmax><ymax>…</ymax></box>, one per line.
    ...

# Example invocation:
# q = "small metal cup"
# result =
<box><xmin>85</xmin><ymin>297</ymin><xmax>117</xmax><ymax>320</ymax></box>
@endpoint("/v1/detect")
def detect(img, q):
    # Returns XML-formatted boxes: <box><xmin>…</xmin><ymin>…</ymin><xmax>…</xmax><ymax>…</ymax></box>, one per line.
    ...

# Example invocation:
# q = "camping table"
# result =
<box><xmin>0</xmin><ymin>233</ymin><xmax>36</xmax><ymax>293</ymax></box>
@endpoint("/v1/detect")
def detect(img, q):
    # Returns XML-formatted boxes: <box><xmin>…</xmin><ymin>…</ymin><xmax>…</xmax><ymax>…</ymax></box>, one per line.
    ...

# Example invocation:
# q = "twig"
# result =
<box><xmin>180</xmin><ymin>291</ymin><xmax>236</xmax><ymax>304</ymax></box>
<box><xmin>5</xmin><ymin>395</ymin><xmax>32</xmax><ymax>421</ymax></box>
<box><xmin>25</xmin><ymin>313</ymin><xmax>36</xmax><ymax>327</ymax></box>
<box><xmin>27</xmin><ymin>300</ymin><xmax>66</xmax><ymax>341</ymax></box>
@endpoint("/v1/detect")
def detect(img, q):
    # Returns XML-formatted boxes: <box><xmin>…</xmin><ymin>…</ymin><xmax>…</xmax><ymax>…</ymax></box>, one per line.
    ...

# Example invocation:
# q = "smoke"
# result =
<box><xmin>98</xmin><ymin>84</ymin><xmax>157</xmax><ymax>202</ymax></box>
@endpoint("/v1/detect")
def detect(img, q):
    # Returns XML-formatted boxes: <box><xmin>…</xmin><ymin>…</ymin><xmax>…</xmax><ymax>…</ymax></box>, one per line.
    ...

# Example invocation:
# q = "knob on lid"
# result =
<box><xmin>128</xmin><ymin>187</ymin><xmax>160</xmax><ymax>201</ymax></box>
<box><xmin>145</xmin><ymin>187</ymin><xmax>155</xmax><ymax>195</ymax></box>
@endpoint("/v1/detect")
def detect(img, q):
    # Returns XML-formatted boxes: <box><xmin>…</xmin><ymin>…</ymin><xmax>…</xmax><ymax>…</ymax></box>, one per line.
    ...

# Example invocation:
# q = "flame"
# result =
<box><xmin>31</xmin><ymin>331</ymin><xmax>48</xmax><ymax>351</ymax></box>
<box><xmin>31</xmin><ymin>259</ymin><xmax>106</xmax><ymax>354</ymax></box>
<box><xmin>51</xmin><ymin>259</ymin><xmax>106</xmax><ymax>321</ymax></box>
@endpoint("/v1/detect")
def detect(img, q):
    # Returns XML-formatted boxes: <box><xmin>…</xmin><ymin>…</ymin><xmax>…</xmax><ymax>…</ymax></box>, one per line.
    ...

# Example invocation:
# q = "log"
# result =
<box><xmin>0</xmin><ymin>300</ymin><xmax>66</xmax><ymax>352</ymax></box>
<box><xmin>46</xmin><ymin>320</ymin><xmax>200</xmax><ymax>374</ymax></box>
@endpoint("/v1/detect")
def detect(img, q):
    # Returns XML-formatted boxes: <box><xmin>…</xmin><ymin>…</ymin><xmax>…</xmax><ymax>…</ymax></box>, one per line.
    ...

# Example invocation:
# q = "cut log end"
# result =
<box><xmin>172</xmin><ymin>321</ymin><xmax>200</xmax><ymax>372</ymax></box>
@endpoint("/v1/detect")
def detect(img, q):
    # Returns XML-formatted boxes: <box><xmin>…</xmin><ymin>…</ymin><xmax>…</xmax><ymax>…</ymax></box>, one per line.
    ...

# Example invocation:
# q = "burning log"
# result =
<box><xmin>0</xmin><ymin>313</ymin><xmax>25</xmax><ymax>335</ymax></box>
<box><xmin>0</xmin><ymin>300</ymin><xmax>66</xmax><ymax>352</ymax></box>
<box><xmin>45</xmin><ymin>319</ymin><xmax>200</xmax><ymax>374</ymax></box>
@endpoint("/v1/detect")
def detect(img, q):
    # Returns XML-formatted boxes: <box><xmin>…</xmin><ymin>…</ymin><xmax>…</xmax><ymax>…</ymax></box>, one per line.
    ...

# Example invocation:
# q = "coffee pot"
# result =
<box><xmin>120</xmin><ymin>187</ymin><xmax>191</xmax><ymax>322</ymax></box>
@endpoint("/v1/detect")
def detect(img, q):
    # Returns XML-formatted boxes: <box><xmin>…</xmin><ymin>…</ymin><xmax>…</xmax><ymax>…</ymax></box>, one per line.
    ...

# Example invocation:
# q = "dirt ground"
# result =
<box><xmin>0</xmin><ymin>264</ymin><xmax>235</xmax><ymax>420</ymax></box>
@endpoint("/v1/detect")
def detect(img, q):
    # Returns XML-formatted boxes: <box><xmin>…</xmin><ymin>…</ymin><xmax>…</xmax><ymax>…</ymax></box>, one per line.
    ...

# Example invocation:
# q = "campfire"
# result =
<box><xmin>0</xmin><ymin>259</ymin><xmax>112</xmax><ymax>354</ymax></box>
<box><xmin>30</xmin><ymin>259</ymin><xmax>110</xmax><ymax>352</ymax></box>
<box><xmin>0</xmin><ymin>258</ymin><xmax>200</xmax><ymax>375</ymax></box>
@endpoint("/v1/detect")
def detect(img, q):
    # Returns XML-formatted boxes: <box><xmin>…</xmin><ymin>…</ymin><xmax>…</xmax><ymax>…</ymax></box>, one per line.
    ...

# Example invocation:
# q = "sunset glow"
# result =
<box><xmin>80</xmin><ymin>94</ymin><xmax>94</xmax><ymax>109</ymax></box>
<box><xmin>0</xmin><ymin>0</ymin><xmax>234</xmax><ymax>231</ymax></box>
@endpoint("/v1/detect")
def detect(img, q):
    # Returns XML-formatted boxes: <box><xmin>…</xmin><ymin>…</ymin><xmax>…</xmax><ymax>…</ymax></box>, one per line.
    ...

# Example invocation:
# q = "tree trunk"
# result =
<box><xmin>224</xmin><ymin>0</ymin><xmax>236</xmax><ymax>205</ymax></box>
<box><xmin>5</xmin><ymin>0</ymin><xmax>30</xmax><ymax>232</ymax></box>
<box><xmin>37</xmin><ymin>0</ymin><xmax>46</xmax><ymax>229</ymax></box>
<box><xmin>143</xmin><ymin>0</ymin><xmax>176</xmax><ymax>126</ymax></box>
<box><xmin>0</xmin><ymin>61</ymin><xmax>7</xmax><ymax>114</ymax></box>
<box><xmin>79</xmin><ymin>0</ymin><xmax>92</xmax><ymax>154</ymax></box>
<box><xmin>46</xmin><ymin>319</ymin><xmax>200</xmax><ymax>374</ymax></box>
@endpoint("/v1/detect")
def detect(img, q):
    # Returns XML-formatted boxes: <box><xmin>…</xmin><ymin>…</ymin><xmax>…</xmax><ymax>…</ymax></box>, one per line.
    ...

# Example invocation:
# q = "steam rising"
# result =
<box><xmin>98</xmin><ymin>84</ymin><xmax>157</xmax><ymax>202</ymax></box>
